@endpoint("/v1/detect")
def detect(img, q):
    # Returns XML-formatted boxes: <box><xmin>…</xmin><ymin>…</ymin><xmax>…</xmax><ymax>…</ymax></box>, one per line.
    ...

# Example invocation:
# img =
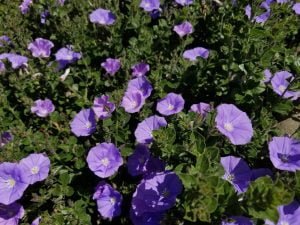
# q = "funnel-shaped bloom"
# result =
<box><xmin>140</xmin><ymin>0</ymin><xmax>160</xmax><ymax>12</ymax></box>
<box><xmin>0</xmin><ymin>202</ymin><xmax>24</xmax><ymax>224</ymax></box>
<box><xmin>101</xmin><ymin>58</ymin><xmax>121</xmax><ymax>76</ymax></box>
<box><xmin>156</xmin><ymin>93</ymin><xmax>184</xmax><ymax>116</ymax></box>
<box><xmin>89</xmin><ymin>8</ymin><xmax>116</xmax><ymax>25</ymax></box>
<box><xmin>70</xmin><ymin>108</ymin><xmax>96</xmax><ymax>137</ymax></box>
<box><xmin>31</xmin><ymin>99</ymin><xmax>55</xmax><ymax>117</ymax></box>
<box><xmin>190</xmin><ymin>102</ymin><xmax>211</xmax><ymax>118</ymax></box>
<box><xmin>173</xmin><ymin>21</ymin><xmax>193</xmax><ymax>37</ymax></box>
<box><xmin>28</xmin><ymin>38</ymin><xmax>54</xmax><ymax>58</ymax></box>
<box><xmin>92</xmin><ymin>95</ymin><xmax>115</xmax><ymax>120</ymax></box>
<box><xmin>183</xmin><ymin>47</ymin><xmax>209</xmax><ymax>61</ymax></box>
<box><xmin>131</xmin><ymin>62</ymin><xmax>150</xmax><ymax>77</ymax></box>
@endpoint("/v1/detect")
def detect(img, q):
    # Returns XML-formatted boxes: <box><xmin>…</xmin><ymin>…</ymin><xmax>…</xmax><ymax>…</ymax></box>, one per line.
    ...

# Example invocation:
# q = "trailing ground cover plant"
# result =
<box><xmin>0</xmin><ymin>0</ymin><xmax>299</xmax><ymax>224</ymax></box>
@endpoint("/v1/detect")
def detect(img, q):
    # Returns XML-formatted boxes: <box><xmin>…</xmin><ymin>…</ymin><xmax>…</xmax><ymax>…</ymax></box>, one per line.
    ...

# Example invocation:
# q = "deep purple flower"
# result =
<box><xmin>101</xmin><ymin>58</ymin><xmax>121</xmax><ymax>76</ymax></box>
<box><xmin>293</xmin><ymin>3</ymin><xmax>300</xmax><ymax>15</ymax></box>
<box><xmin>270</xmin><ymin>71</ymin><xmax>300</xmax><ymax>100</ymax></box>
<box><xmin>93</xmin><ymin>181</ymin><xmax>122</xmax><ymax>219</ymax></box>
<box><xmin>131</xmin><ymin>171</ymin><xmax>182</xmax><ymax>215</ymax></box>
<box><xmin>31</xmin><ymin>99</ymin><xmax>55</xmax><ymax>117</ymax></box>
<box><xmin>87</xmin><ymin>143</ymin><xmax>123</xmax><ymax>178</ymax></box>
<box><xmin>127</xmin><ymin>76</ymin><xmax>153</xmax><ymax>98</ymax></box>
<box><xmin>222</xmin><ymin>216</ymin><xmax>253</xmax><ymax>225</ymax></box>
<box><xmin>121</xmin><ymin>91</ymin><xmax>145</xmax><ymax>113</ymax></box>
<box><xmin>183</xmin><ymin>47</ymin><xmax>209</xmax><ymax>61</ymax></box>
<box><xmin>175</xmin><ymin>0</ymin><xmax>193</xmax><ymax>6</ymax></box>
<box><xmin>0</xmin><ymin>202</ymin><xmax>24</xmax><ymax>224</ymax></box>
<box><xmin>268</xmin><ymin>136</ymin><xmax>300</xmax><ymax>172</ymax></box>
<box><xmin>190</xmin><ymin>102</ymin><xmax>211</xmax><ymax>118</ymax></box>
<box><xmin>0</xmin><ymin>162</ymin><xmax>29</xmax><ymax>205</ymax></box>
<box><xmin>5</xmin><ymin>54</ymin><xmax>28</xmax><ymax>69</ymax></box>
<box><xmin>140</xmin><ymin>0</ymin><xmax>160</xmax><ymax>12</ymax></box>
<box><xmin>265</xmin><ymin>200</ymin><xmax>300</xmax><ymax>225</ymax></box>
<box><xmin>156</xmin><ymin>93</ymin><xmax>184</xmax><ymax>116</ymax></box>
<box><xmin>215</xmin><ymin>104</ymin><xmax>253</xmax><ymax>145</ymax></box>
<box><xmin>135</xmin><ymin>115</ymin><xmax>167</xmax><ymax>144</ymax></box>
<box><xmin>173</xmin><ymin>21</ymin><xmax>193</xmax><ymax>37</ymax></box>
<box><xmin>263</xmin><ymin>69</ymin><xmax>272</xmax><ymax>83</ymax></box>
<box><xmin>150</xmin><ymin>9</ymin><xmax>161</xmax><ymax>19</ymax></box>
<box><xmin>31</xmin><ymin>216</ymin><xmax>41</xmax><ymax>225</ymax></box>
<box><xmin>131</xmin><ymin>62</ymin><xmax>150</xmax><ymax>77</ymax></box>
<box><xmin>40</xmin><ymin>10</ymin><xmax>50</xmax><ymax>24</ymax></box>
<box><xmin>70</xmin><ymin>108</ymin><xmax>96</xmax><ymax>137</ymax></box>
<box><xmin>0</xmin><ymin>36</ymin><xmax>11</xmax><ymax>47</ymax></box>
<box><xmin>221</xmin><ymin>156</ymin><xmax>252</xmax><ymax>194</ymax></box>
<box><xmin>19</xmin><ymin>0</ymin><xmax>33</xmax><ymax>14</ymax></box>
<box><xmin>55</xmin><ymin>47</ymin><xmax>81</xmax><ymax>69</ymax></box>
<box><xmin>0</xmin><ymin>61</ymin><xmax>5</xmax><ymax>73</ymax></box>
<box><xmin>130</xmin><ymin>208</ymin><xmax>164</xmax><ymax>225</ymax></box>
<box><xmin>0</xmin><ymin>131</ymin><xmax>13</xmax><ymax>148</ymax></box>
<box><xmin>245</xmin><ymin>5</ymin><xmax>252</xmax><ymax>19</ymax></box>
<box><xmin>19</xmin><ymin>153</ymin><xmax>50</xmax><ymax>185</ymax></box>
<box><xmin>251</xmin><ymin>168</ymin><xmax>273</xmax><ymax>181</ymax></box>
<box><xmin>92</xmin><ymin>95</ymin><xmax>115</xmax><ymax>120</ymax></box>
<box><xmin>89</xmin><ymin>8</ymin><xmax>116</xmax><ymax>25</ymax></box>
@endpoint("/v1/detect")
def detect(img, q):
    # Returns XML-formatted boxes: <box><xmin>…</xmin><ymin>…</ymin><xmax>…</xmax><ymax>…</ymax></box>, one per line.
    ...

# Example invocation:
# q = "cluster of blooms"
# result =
<box><xmin>0</xmin><ymin>153</ymin><xmax>50</xmax><ymax>224</ymax></box>
<box><xmin>245</xmin><ymin>0</ymin><xmax>299</xmax><ymax>24</ymax></box>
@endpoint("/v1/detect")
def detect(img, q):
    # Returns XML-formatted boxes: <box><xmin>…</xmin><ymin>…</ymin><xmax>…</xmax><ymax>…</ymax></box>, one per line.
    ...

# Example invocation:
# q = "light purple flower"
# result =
<box><xmin>173</xmin><ymin>21</ymin><xmax>193</xmax><ymax>37</ymax></box>
<box><xmin>0</xmin><ymin>131</ymin><xmax>13</xmax><ymax>148</ymax></box>
<box><xmin>221</xmin><ymin>156</ymin><xmax>252</xmax><ymax>194</ymax></box>
<box><xmin>40</xmin><ymin>10</ymin><xmax>50</xmax><ymax>24</ymax></box>
<box><xmin>31</xmin><ymin>99</ymin><xmax>55</xmax><ymax>117</ymax></box>
<box><xmin>268</xmin><ymin>136</ymin><xmax>300</xmax><ymax>172</ymax></box>
<box><xmin>19</xmin><ymin>0</ymin><xmax>33</xmax><ymax>14</ymax></box>
<box><xmin>4</xmin><ymin>54</ymin><xmax>28</xmax><ymax>69</ymax></box>
<box><xmin>70</xmin><ymin>108</ymin><xmax>97</xmax><ymax>137</ymax></box>
<box><xmin>183</xmin><ymin>47</ymin><xmax>209</xmax><ymax>61</ymax></box>
<box><xmin>0</xmin><ymin>162</ymin><xmax>29</xmax><ymax>205</ymax></box>
<box><xmin>0</xmin><ymin>36</ymin><xmax>11</xmax><ymax>47</ymax></box>
<box><xmin>101</xmin><ymin>58</ymin><xmax>121</xmax><ymax>76</ymax></box>
<box><xmin>87</xmin><ymin>142</ymin><xmax>123</xmax><ymax>178</ymax></box>
<box><xmin>263</xmin><ymin>69</ymin><xmax>272</xmax><ymax>83</ymax></box>
<box><xmin>190</xmin><ymin>102</ymin><xmax>211</xmax><ymax>118</ymax></box>
<box><xmin>254</xmin><ymin>11</ymin><xmax>271</xmax><ymax>23</ymax></box>
<box><xmin>0</xmin><ymin>61</ymin><xmax>5</xmax><ymax>73</ymax></box>
<box><xmin>215</xmin><ymin>104</ymin><xmax>253</xmax><ymax>145</ymax></box>
<box><xmin>251</xmin><ymin>168</ymin><xmax>273</xmax><ymax>181</ymax></box>
<box><xmin>156</xmin><ymin>93</ymin><xmax>185</xmax><ymax>116</ymax></box>
<box><xmin>28</xmin><ymin>38</ymin><xmax>54</xmax><ymax>58</ymax></box>
<box><xmin>31</xmin><ymin>216</ymin><xmax>41</xmax><ymax>225</ymax></box>
<box><xmin>89</xmin><ymin>8</ymin><xmax>116</xmax><ymax>25</ymax></box>
<box><xmin>127</xmin><ymin>76</ymin><xmax>153</xmax><ymax>98</ymax></box>
<box><xmin>293</xmin><ymin>3</ymin><xmax>300</xmax><ymax>15</ymax></box>
<box><xmin>270</xmin><ymin>71</ymin><xmax>300</xmax><ymax>100</ymax></box>
<box><xmin>175</xmin><ymin>0</ymin><xmax>194</xmax><ymax>6</ymax></box>
<box><xmin>19</xmin><ymin>153</ymin><xmax>50</xmax><ymax>185</ymax></box>
<box><xmin>92</xmin><ymin>95</ymin><xmax>115</xmax><ymax>120</ymax></box>
<box><xmin>93</xmin><ymin>181</ymin><xmax>122</xmax><ymax>219</ymax></box>
<box><xmin>57</xmin><ymin>0</ymin><xmax>65</xmax><ymax>5</ymax></box>
<box><xmin>0</xmin><ymin>202</ymin><xmax>25</xmax><ymax>225</ymax></box>
<box><xmin>121</xmin><ymin>91</ymin><xmax>145</xmax><ymax>113</ymax></box>
<box><xmin>55</xmin><ymin>47</ymin><xmax>81</xmax><ymax>70</ymax></box>
<box><xmin>140</xmin><ymin>0</ymin><xmax>160</xmax><ymax>12</ymax></box>
<box><xmin>245</xmin><ymin>5</ymin><xmax>252</xmax><ymax>19</ymax></box>
<box><xmin>222</xmin><ymin>216</ymin><xmax>253</xmax><ymax>225</ymax></box>
<box><xmin>134</xmin><ymin>115</ymin><xmax>167</xmax><ymax>144</ymax></box>
<box><xmin>276</xmin><ymin>0</ymin><xmax>289</xmax><ymax>3</ymax></box>
<box><xmin>131</xmin><ymin>62</ymin><xmax>150</xmax><ymax>77</ymax></box>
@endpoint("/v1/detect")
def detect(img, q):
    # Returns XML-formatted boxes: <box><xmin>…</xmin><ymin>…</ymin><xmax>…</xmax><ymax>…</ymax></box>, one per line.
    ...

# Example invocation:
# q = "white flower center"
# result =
<box><xmin>167</xmin><ymin>104</ymin><xmax>174</xmax><ymax>110</ymax></box>
<box><xmin>110</xmin><ymin>197</ymin><xmax>116</xmax><ymax>205</ymax></box>
<box><xmin>226</xmin><ymin>173</ymin><xmax>235</xmax><ymax>182</ymax></box>
<box><xmin>130</xmin><ymin>101</ymin><xmax>137</xmax><ymax>108</ymax></box>
<box><xmin>31</xmin><ymin>166</ymin><xmax>40</xmax><ymax>174</ymax></box>
<box><xmin>6</xmin><ymin>178</ymin><xmax>16</xmax><ymax>188</ymax></box>
<box><xmin>280</xmin><ymin>221</ymin><xmax>289</xmax><ymax>225</ymax></box>
<box><xmin>101</xmin><ymin>157</ymin><xmax>110</xmax><ymax>166</ymax></box>
<box><xmin>224</xmin><ymin>122</ymin><xmax>234</xmax><ymax>132</ymax></box>
<box><xmin>278</xmin><ymin>85</ymin><xmax>286</xmax><ymax>93</ymax></box>
<box><xmin>86</xmin><ymin>121</ymin><xmax>92</xmax><ymax>129</ymax></box>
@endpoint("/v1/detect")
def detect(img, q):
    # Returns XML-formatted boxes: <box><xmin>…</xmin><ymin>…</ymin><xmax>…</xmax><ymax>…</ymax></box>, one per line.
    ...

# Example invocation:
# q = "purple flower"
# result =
<box><xmin>55</xmin><ymin>47</ymin><xmax>81</xmax><ymax>70</ymax></box>
<box><xmin>92</xmin><ymin>95</ymin><xmax>115</xmax><ymax>120</ymax></box>
<box><xmin>57</xmin><ymin>0</ymin><xmax>65</xmax><ymax>5</ymax></box>
<box><xmin>276</xmin><ymin>0</ymin><xmax>289</xmax><ymax>3</ymax></box>
<box><xmin>31</xmin><ymin>216</ymin><xmax>41</xmax><ymax>225</ymax></box>
<box><xmin>31</xmin><ymin>99</ymin><xmax>55</xmax><ymax>117</ymax></box>
<box><xmin>251</xmin><ymin>168</ymin><xmax>273</xmax><ymax>181</ymax></box>
<box><xmin>190</xmin><ymin>102</ymin><xmax>211</xmax><ymax>118</ymax></box>
<box><xmin>140</xmin><ymin>0</ymin><xmax>160</xmax><ymax>12</ymax></box>
<box><xmin>173</xmin><ymin>21</ymin><xmax>193</xmax><ymax>37</ymax></box>
<box><xmin>0</xmin><ymin>162</ymin><xmax>29</xmax><ymax>205</ymax></box>
<box><xmin>293</xmin><ymin>3</ymin><xmax>300</xmax><ymax>15</ymax></box>
<box><xmin>127</xmin><ymin>76</ymin><xmax>153</xmax><ymax>98</ymax></box>
<box><xmin>130</xmin><ymin>208</ymin><xmax>164</xmax><ymax>225</ymax></box>
<box><xmin>150</xmin><ymin>9</ymin><xmax>161</xmax><ymax>19</ymax></box>
<box><xmin>134</xmin><ymin>115</ymin><xmax>167</xmax><ymax>144</ymax></box>
<box><xmin>222</xmin><ymin>216</ymin><xmax>253</xmax><ymax>225</ymax></box>
<box><xmin>93</xmin><ymin>182</ymin><xmax>122</xmax><ymax>219</ymax></box>
<box><xmin>121</xmin><ymin>91</ymin><xmax>145</xmax><ymax>113</ymax></box>
<box><xmin>265</xmin><ymin>200</ymin><xmax>300</xmax><ymax>225</ymax></box>
<box><xmin>245</xmin><ymin>5</ymin><xmax>252</xmax><ymax>19</ymax></box>
<box><xmin>183</xmin><ymin>47</ymin><xmax>209</xmax><ymax>61</ymax></box>
<box><xmin>4</xmin><ymin>54</ymin><xmax>28</xmax><ymax>69</ymax></box>
<box><xmin>19</xmin><ymin>0</ymin><xmax>33</xmax><ymax>14</ymax></box>
<box><xmin>254</xmin><ymin>11</ymin><xmax>271</xmax><ymax>23</ymax></box>
<box><xmin>215</xmin><ymin>104</ymin><xmax>253</xmax><ymax>145</ymax></box>
<box><xmin>0</xmin><ymin>202</ymin><xmax>24</xmax><ymax>224</ymax></box>
<box><xmin>175</xmin><ymin>0</ymin><xmax>193</xmax><ymax>6</ymax></box>
<box><xmin>270</xmin><ymin>71</ymin><xmax>300</xmax><ymax>100</ymax></box>
<box><xmin>101</xmin><ymin>58</ymin><xmax>121</xmax><ymax>76</ymax></box>
<box><xmin>19</xmin><ymin>153</ymin><xmax>50</xmax><ymax>185</ymax></box>
<box><xmin>0</xmin><ymin>131</ymin><xmax>13</xmax><ymax>148</ymax></box>
<box><xmin>70</xmin><ymin>108</ymin><xmax>96</xmax><ymax>137</ymax></box>
<box><xmin>131</xmin><ymin>62</ymin><xmax>150</xmax><ymax>77</ymax></box>
<box><xmin>40</xmin><ymin>10</ymin><xmax>50</xmax><ymax>24</ymax></box>
<box><xmin>268</xmin><ymin>136</ymin><xmax>300</xmax><ymax>172</ymax></box>
<box><xmin>156</xmin><ymin>93</ymin><xmax>184</xmax><ymax>116</ymax></box>
<box><xmin>0</xmin><ymin>36</ymin><xmax>11</xmax><ymax>47</ymax></box>
<box><xmin>0</xmin><ymin>61</ymin><xmax>5</xmax><ymax>73</ymax></box>
<box><xmin>89</xmin><ymin>8</ymin><xmax>116</xmax><ymax>25</ymax></box>
<box><xmin>127</xmin><ymin>144</ymin><xmax>165</xmax><ymax>176</ymax></box>
<box><xmin>221</xmin><ymin>156</ymin><xmax>251</xmax><ymax>194</ymax></box>
<box><xmin>87</xmin><ymin>142</ymin><xmax>123</xmax><ymax>178</ymax></box>
<box><xmin>263</xmin><ymin>69</ymin><xmax>272</xmax><ymax>83</ymax></box>
<box><xmin>131</xmin><ymin>171</ymin><xmax>182</xmax><ymax>215</ymax></box>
